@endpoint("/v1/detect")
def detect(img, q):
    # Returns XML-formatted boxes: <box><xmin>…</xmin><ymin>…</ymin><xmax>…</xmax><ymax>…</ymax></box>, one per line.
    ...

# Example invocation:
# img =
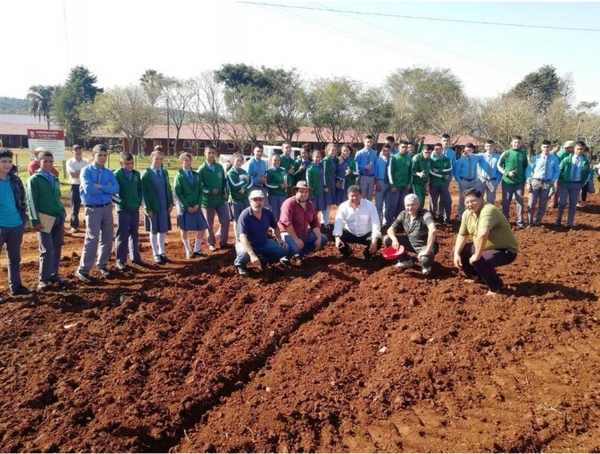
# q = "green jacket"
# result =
<box><xmin>174</xmin><ymin>168</ymin><xmax>203</xmax><ymax>210</ymax></box>
<box><xmin>227</xmin><ymin>167</ymin><xmax>253</xmax><ymax>202</ymax></box>
<box><xmin>323</xmin><ymin>156</ymin><xmax>337</xmax><ymax>184</ymax></box>
<box><xmin>498</xmin><ymin>148</ymin><xmax>528</xmax><ymax>185</ymax></box>
<box><xmin>558</xmin><ymin>155</ymin><xmax>590</xmax><ymax>188</ymax></box>
<box><xmin>26</xmin><ymin>172</ymin><xmax>65</xmax><ymax>226</ymax></box>
<box><xmin>412</xmin><ymin>153</ymin><xmax>432</xmax><ymax>185</ymax></box>
<box><xmin>198</xmin><ymin>161</ymin><xmax>228</xmax><ymax>208</ymax></box>
<box><xmin>429</xmin><ymin>155</ymin><xmax>452</xmax><ymax>187</ymax></box>
<box><xmin>389</xmin><ymin>153</ymin><xmax>413</xmax><ymax>189</ymax></box>
<box><xmin>306</xmin><ymin>163</ymin><xmax>325</xmax><ymax>197</ymax></box>
<box><xmin>266</xmin><ymin>167</ymin><xmax>289</xmax><ymax>197</ymax></box>
<box><xmin>114</xmin><ymin>168</ymin><xmax>142</xmax><ymax>212</ymax></box>
<box><xmin>343</xmin><ymin>157</ymin><xmax>359</xmax><ymax>188</ymax></box>
<box><xmin>141</xmin><ymin>168</ymin><xmax>174</xmax><ymax>215</ymax></box>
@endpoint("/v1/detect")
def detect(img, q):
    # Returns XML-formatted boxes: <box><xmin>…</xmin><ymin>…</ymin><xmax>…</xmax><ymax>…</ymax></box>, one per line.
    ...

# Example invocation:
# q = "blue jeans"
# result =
<box><xmin>282</xmin><ymin>230</ymin><xmax>328</xmax><ymax>258</ymax></box>
<box><xmin>234</xmin><ymin>239</ymin><xmax>287</xmax><ymax>267</ymax></box>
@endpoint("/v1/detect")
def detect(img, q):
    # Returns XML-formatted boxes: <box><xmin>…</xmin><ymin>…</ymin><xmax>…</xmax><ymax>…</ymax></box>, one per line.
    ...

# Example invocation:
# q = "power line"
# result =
<box><xmin>241</xmin><ymin>2</ymin><xmax>600</xmax><ymax>33</ymax></box>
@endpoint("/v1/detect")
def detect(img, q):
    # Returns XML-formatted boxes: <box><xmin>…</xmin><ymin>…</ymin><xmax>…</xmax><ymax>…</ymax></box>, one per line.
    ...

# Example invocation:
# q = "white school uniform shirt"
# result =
<box><xmin>333</xmin><ymin>198</ymin><xmax>381</xmax><ymax>238</ymax></box>
<box><xmin>66</xmin><ymin>157</ymin><xmax>90</xmax><ymax>185</ymax></box>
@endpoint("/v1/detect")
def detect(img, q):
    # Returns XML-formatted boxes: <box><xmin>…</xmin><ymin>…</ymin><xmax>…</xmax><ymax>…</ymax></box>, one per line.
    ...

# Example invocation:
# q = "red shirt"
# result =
<box><xmin>278</xmin><ymin>196</ymin><xmax>319</xmax><ymax>239</ymax></box>
<box><xmin>28</xmin><ymin>160</ymin><xmax>59</xmax><ymax>177</ymax></box>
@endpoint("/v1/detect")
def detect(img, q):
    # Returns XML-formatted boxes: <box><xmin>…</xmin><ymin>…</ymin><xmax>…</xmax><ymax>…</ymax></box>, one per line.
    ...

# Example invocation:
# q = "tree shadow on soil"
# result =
<box><xmin>511</xmin><ymin>281</ymin><xmax>599</xmax><ymax>301</ymax></box>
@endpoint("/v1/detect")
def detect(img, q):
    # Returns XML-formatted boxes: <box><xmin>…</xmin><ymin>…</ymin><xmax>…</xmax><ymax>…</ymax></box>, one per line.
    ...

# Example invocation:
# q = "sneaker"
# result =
<box><xmin>116</xmin><ymin>262</ymin><xmax>127</xmax><ymax>270</ymax></box>
<box><xmin>280</xmin><ymin>257</ymin><xmax>292</xmax><ymax>268</ymax></box>
<box><xmin>363</xmin><ymin>250</ymin><xmax>373</xmax><ymax>261</ymax></box>
<box><xmin>394</xmin><ymin>260</ymin><xmax>413</xmax><ymax>269</ymax></box>
<box><xmin>159</xmin><ymin>254</ymin><xmax>170</xmax><ymax>263</ymax></box>
<box><xmin>186</xmin><ymin>252</ymin><xmax>195</xmax><ymax>259</ymax></box>
<box><xmin>577</xmin><ymin>202</ymin><xmax>585</xmax><ymax>208</ymax></box>
<box><xmin>98</xmin><ymin>267</ymin><xmax>111</xmax><ymax>277</ymax></box>
<box><xmin>74</xmin><ymin>271</ymin><xmax>91</xmax><ymax>284</ymax></box>
<box><xmin>422</xmin><ymin>265</ymin><xmax>432</xmax><ymax>275</ymax></box>
<box><xmin>220</xmin><ymin>243</ymin><xmax>234</xmax><ymax>249</ymax></box>
<box><xmin>70</xmin><ymin>227</ymin><xmax>79</xmax><ymax>234</ymax></box>
<box><xmin>208</xmin><ymin>245</ymin><xmax>217</xmax><ymax>252</ymax></box>
<box><xmin>193</xmin><ymin>251</ymin><xmax>205</xmax><ymax>257</ymax></box>
<box><xmin>132</xmin><ymin>259</ymin><xmax>149</xmax><ymax>267</ymax></box>
<box><xmin>37</xmin><ymin>281</ymin><xmax>50</xmax><ymax>291</ymax></box>
<box><xmin>516</xmin><ymin>223</ymin><xmax>525</xmax><ymax>229</ymax></box>
<box><xmin>49</xmin><ymin>276</ymin><xmax>69</xmax><ymax>286</ymax></box>
<box><xmin>236</xmin><ymin>266</ymin><xmax>249</xmax><ymax>277</ymax></box>
<box><xmin>11</xmin><ymin>285</ymin><xmax>33</xmax><ymax>296</ymax></box>
<box><xmin>153</xmin><ymin>255</ymin><xmax>163</xmax><ymax>264</ymax></box>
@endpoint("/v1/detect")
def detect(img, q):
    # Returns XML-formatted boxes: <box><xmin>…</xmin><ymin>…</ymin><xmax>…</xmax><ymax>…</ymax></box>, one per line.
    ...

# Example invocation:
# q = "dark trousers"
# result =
<box><xmin>203</xmin><ymin>205</ymin><xmax>231</xmax><ymax>247</ymax></box>
<box><xmin>38</xmin><ymin>215</ymin><xmax>65</xmax><ymax>283</ymax></box>
<box><xmin>458</xmin><ymin>242</ymin><xmax>517</xmax><ymax>292</ymax></box>
<box><xmin>115</xmin><ymin>210</ymin><xmax>141</xmax><ymax>264</ymax></box>
<box><xmin>70</xmin><ymin>184</ymin><xmax>82</xmax><ymax>229</ymax></box>
<box><xmin>501</xmin><ymin>182</ymin><xmax>525</xmax><ymax>224</ymax></box>
<box><xmin>383</xmin><ymin>234</ymin><xmax>437</xmax><ymax>267</ymax></box>
<box><xmin>338</xmin><ymin>229</ymin><xmax>382</xmax><ymax>256</ymax></box>
<box><xmin>0</xmin><ymin>222</ymin><xmax>25</xmax><ymax>292</ymax></box>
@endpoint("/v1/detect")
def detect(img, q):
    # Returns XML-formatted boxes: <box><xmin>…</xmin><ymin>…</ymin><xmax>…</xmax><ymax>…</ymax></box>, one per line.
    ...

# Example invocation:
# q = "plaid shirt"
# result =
<box><xmin>9</xmin><ymin>166</ymin><xmax>28</xmax><ymax>223</ymax></box>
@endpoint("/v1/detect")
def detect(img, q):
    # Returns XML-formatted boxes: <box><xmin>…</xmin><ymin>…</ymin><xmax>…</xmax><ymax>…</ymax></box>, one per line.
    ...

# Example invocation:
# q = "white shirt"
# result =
<box><xmin>333</xmin><ymin>198</ymin><xmax>381</xmax><ymax>238</ymax></box>
<box><xmin>66</xmin><ymin>157</ymin><xmax>90</xmax><ymax>185</ymax></box>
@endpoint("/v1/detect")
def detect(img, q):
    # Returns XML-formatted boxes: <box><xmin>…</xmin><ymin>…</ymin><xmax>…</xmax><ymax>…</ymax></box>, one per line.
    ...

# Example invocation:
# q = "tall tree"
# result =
<box><xmin>162</xmin><ymin>77</ymin><xmax>193</xmax><ymax>155</ymax></box>
<box><xmin>354</xmin><ymin>86</ymin><xmax>393</xmax><ymax>144</ymax></box>
<box><xmin>509</xmin><ymin>65</ymin><xmax>561</xmax><ymax>112</ymax></box>
<box><xmin>26</xmin><ymin>85</ymin><xmax>56</xmax><ymax>129</ymax></box>
<box><xmin>428</xmin><ymin>94</ymin><xmax>475</xmax><ymax>144</ymax></box>
<box><xmin>53</xmin><ymin>66</ymin><xmax>103</xmax><ymax>144</ymax></box>
<box><xmin>189</xmin><ymin>71</ymin><xmax>225</xmax><ymax>154</ymax></box>
<box><xmin>140</xmin><ymin>69</ymin><xmax>167</xmax><ymax>106</ymax></box>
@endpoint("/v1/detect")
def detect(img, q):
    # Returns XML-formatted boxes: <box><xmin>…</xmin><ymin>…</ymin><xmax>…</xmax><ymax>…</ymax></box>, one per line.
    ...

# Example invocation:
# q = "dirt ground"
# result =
<box><xmin>0</xmin><ymin>187</ymin><xmax>599</xmax><ymax>453</ymax></box>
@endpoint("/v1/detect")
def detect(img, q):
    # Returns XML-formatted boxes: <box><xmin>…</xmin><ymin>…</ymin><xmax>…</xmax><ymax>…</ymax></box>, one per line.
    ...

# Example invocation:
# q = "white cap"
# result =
<box><xmin>248</xmin><ymin>190</ymin><xmax>265</xmax><ymax>200</ymax></box>
<box><xmin>34</xmin><ymin>147</ymin><xmax>46</xmax><ymax>153</ymax></box>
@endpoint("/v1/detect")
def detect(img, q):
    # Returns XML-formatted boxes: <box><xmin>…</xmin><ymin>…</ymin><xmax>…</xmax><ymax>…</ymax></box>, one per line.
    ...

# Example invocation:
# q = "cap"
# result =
<box><xmin>73</xmin><ymin>144</ymin><xmax>82</xmax><ymax>150</ymax></box>
<box><xmin>291</xmin><ymin>180</ymin><xmax>313</xmax><ymax>194</ymax></box>
<box><xmin>34</xmin><ymin>147</ymin><xmax>46</xmax><ymax>153</ymax></box>
<box><xmin>563</xmin><ymin>140</ymin><xmax>576</xmax><ymax>148</ymax></box>
<box><xmin>249</xmin><ymin>190</ymin><xmax>265</xmax><ymax>200</ymax></box>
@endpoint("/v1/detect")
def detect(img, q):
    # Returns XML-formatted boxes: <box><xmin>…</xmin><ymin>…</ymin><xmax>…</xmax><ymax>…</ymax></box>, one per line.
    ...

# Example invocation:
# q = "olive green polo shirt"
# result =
<box><xmin>459</xmin><ymin>202</ymin><xmax>518</xmax><ymax>253</ymax></box>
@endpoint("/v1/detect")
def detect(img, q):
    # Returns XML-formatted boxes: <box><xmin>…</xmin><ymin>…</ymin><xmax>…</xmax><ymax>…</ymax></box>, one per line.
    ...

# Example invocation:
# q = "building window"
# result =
<box><xmin>183</xmin><ymin>140</ymin><xmax>191</xmax><ymax>149</ymax></box>
<box><xmin>199</xmin><ymin>141</ymin><xmax>206</xmax><ymax>149</ymax></box>
<box><xmin>153</xmin><ymin>140</ymin><xmax>162</xmax><ymax>148</ymax></box>
<box><xmin>227</xmin><ymin>142</ymin><xmax>235</xmax><ymax>150</ymax></box>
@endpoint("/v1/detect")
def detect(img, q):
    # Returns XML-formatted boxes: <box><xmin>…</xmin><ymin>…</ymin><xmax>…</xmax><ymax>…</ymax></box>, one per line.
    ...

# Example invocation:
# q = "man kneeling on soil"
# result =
<box><xmin>453</xmin><ymin>188</ymin><xmax>518</xmax><ymax>296</ymax></box>
<box><xmin>234</xmin><ymin>190</ymin><xmax>288</xmax><ymax>276</ymax></box>
<box><xmin>384</xmin><ymin>193</ymin><xmax>438</xmax><ymax>275</ymax></box>
<box><xmin>277</xmin><ymin>180</ymin><xmax>328</xmax><ymax>265</ymax></box>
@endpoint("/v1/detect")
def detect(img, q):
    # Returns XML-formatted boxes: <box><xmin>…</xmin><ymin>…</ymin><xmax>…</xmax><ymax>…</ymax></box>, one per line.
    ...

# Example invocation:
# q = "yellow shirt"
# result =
<box><xmin>459</xmin><ymin>202</ymin><xmax>518</xmax><ymax>253</ymax></box>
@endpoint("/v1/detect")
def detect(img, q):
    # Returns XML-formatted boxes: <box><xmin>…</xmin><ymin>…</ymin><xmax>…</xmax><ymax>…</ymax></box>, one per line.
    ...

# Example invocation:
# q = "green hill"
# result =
<box><xmin>0</xmin><ymin>97</ymin><xmax>29</xmax><ymax>114</ymax></box>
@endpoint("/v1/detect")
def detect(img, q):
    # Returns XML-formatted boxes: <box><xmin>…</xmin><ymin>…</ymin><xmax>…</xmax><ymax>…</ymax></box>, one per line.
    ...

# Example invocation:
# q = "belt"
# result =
<box><xmin>533</xmin><ymin>178</ymin><xmax>551</xmax><ymax>182</ymax></box>
<box><xmin>572</xmin><ymin>180</ymin><xmax>581</xmax><ymax>183</ymax></box>
<box><xmin>84</xmin><ymin>202</ymin><xmax>112</xmax><ymax>208</ymax></box>
<box><xmin>462</xmin><ymin>178</ymin><xmax>474</xmax><ymax>181</ymax></box>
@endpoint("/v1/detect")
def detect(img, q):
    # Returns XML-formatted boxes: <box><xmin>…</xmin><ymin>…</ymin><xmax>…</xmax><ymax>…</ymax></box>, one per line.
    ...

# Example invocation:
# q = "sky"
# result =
<box><xmin>3</xmin><ymin>1</ymin><xmax>600</xmax><ymax>106</ymax></box>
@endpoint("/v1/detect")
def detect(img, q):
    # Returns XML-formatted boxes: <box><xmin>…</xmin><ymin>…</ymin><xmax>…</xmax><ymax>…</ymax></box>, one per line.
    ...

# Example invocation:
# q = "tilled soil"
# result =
<box><xmin>0</xmin><ymin>191</ymin><xmax>599</xmax><ymax>452</ymax></box>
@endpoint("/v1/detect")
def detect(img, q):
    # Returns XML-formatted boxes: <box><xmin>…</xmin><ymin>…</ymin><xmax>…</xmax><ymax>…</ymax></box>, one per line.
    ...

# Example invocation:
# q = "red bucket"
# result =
<box><xmin>382</xmin><ymin>245</ymin><xmax>405</xmax><ymax>260</ymax></box>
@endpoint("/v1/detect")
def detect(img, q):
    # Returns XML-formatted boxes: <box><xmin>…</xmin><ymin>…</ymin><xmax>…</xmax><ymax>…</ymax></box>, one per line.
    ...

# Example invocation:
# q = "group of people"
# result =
<box><xmin>0</xmin><ymin>133</ymin><xmax>596</xmax><ymax>302</ymax></box>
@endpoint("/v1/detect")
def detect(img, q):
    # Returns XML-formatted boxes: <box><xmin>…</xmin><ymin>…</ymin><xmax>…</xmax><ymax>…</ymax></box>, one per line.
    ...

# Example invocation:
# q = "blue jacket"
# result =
<box><xmin>80</xmin><ymin>163</ymin><xmax>120</xmax><ymax>206</ymax></box>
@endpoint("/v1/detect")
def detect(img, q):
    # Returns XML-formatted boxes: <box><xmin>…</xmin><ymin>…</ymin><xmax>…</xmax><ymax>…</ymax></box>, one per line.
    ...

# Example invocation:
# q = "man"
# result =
<box><xmin>113</xmin><ymin>152</ymin><xmax>146</xmax><ymax>269</ymax></box>
<box><xmin>384</xmin><ymin>193</ymin><xmax>438</xmax><ymax>275</ymax></box>
<box><xmin>333</xmin><ymin>185</ymin><xmax>382</xmax><ymax>261</ymax></box>
<box><xmin>429</xmin><ymin>142</ymin><xmax>453</xmax><ymax>223</ymax></box>
<box><xmin>0</xmin><ymin>148</ymin><xmax>33</xmax><ymax>300</ymax></box>
<box><xmin>525</xmin><ymin>140</ymin><xmax>560</xmax><ymax>227</ymax></box>
<box><xmin>454</xmin><ymin>143</ymin><xmax>480</xmax><ymax>217</ymax></box>
<box><xmin>385</xmin><ymin>135</ymin><xmax>399</xmax><ymax>155</ymax></box>
<box><xmin>497</xmin><ymin>135</ymin><xmax>528</xmax><ymax>228</ymax></box>
<box><xmin>440</xmin><ymin>134</ymin><xmax>457</xmax><ymax>177</ymax></box>
<box><xmin>411</xmin><ymin>144</ymin><xmax>433</xmax><ymax>209</ymax></box>
<box><xmin>453</xmin><ymin>188</ymin><xmax>518</xmax><ymax>296</ymax></box>
<box><xmin>374</xmin><ymin>144</ymin><xmax>393</xmax><ymax>227</ymax></box>
<box><xmin>198</xmin><ymin>144</ymin><xmax>231</xmax><ymax>251</ymax></box>
<box><xmin>354</xmin><ymin>135</ymin><xmax>378</xmax><ymax>202</ymax></box>
<box><xmin>248</xmin><ymin>144</ymin><xmax>268</xmax><ymax>200</ymax></box>
<box><xmin>554</xmin><ymin>141</ymin><xmax>590</xmax><ymax>229</ymax></box>
<box><xmin>280</xmin><ymin>142</ymin><xmax>297</xmax><ymax>195</ymax></box>
<box><xmin>75</xmin><ymin>145</ymin><xmax>120</xmax><ymax>283</ymax></box>
<box><xmin>388</xmin><ymin>140</ymin><xmax>413</xmax><ymax>222</ymax></box>
<box><xmin>66</xmin><ymin>144</ymin><xmax>89</xmax><ymax>233</ymax></box>
<box><xmin>234</xmin><ymin>190</ymin><xmax>288</xmax><ymax>276</ymax></box>
<box><xmin>552</xmin><ymin>140</ymin><xmax>575</xmax><ymax>208</ymax></box>
<box><xmin>28</xmin><ymin>147</ymin><xmax>59</xmax><ymax>177</ymax></box>
<box><xmin>278</xmin><ymin>180</ymin><xmax>327</xmax><ymax>263</ymax></box>
<box><xmin>476</xmin><ymin>139</ymin><xmax>501</xmax><ymax>204</ymax></box>
<box><xmin>26</xmin><ymin>151</ymin><xmax>68</xmax><ymax>291</ymax></box>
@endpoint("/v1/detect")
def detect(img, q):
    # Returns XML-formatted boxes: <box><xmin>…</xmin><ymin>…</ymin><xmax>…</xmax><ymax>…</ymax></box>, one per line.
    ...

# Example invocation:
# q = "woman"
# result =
<box><xmin>453</xmin><ymin>188</ymin><xmax>518</xmax><ymax>296</ymax></box>
<box><xmin>335</xmin><ymin>144</ymin><xmax>358</xmax><ymax>205</ymax></box>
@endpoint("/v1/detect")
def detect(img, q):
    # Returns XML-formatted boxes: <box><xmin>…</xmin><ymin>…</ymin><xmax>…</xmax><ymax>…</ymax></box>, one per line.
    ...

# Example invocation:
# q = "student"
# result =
<box><xmin>174</xmin><ymin>152</ymin><xmax>207</xmax><ymax>259</ymax></box>
<box><xmin>0</xmin><ymin>148</ymin><xmax>33</xmax><ymax>300</ymax></box>
<box><xmin>142</xmin><ymin>150</ymin><xmax>174</xmax><ymax>264</ymax></box>
<box><xmin>26</xmin><ymin>151</ymin><xmax>68</xmax><ymax>291</ymax></box>
<box><xmin>294</xmin><ymin>144</ymin><xmax>312</xmax><ymax>184</ymax></box>
<box><xmin>307</xmin><ymin>149</ymin><xmax>328</xmax><ymax>225</ymax></box>
<box><xmin>321</xmin><ymin>143</ymin><xmax>338</xmax><ymax>229</ymax></box>
<box><xmin>227</xmin><ymin>153</ymin><xmax>253</xmax><ymax>236</ymax></box>
<box><xmin>28</xmin><ymin>147</ymin><xmax>59</xmax><ymax>177</ymax></box>
<box><xmin>66</xmin><ymin>144</ymin><xmax>89</xmax><ymax>233</ymax></box>
<box><xmin>113</xmin><ymin>152</ymin><xmax>146</xmax><ymax>269</ymax></box>
<box><xmin>335</xmin><ymin>144</ymin><xmax>358</xmax><ymax>205</ymax></box>
<box><xmin>265</xmin><ymin>154</ymin><xmax>289</xmax><ymax>222</ymax></box>
<box><xmin>75</xmin><ymin>145</ymin><xmax>120</xmax><ymax>283</ymax></box>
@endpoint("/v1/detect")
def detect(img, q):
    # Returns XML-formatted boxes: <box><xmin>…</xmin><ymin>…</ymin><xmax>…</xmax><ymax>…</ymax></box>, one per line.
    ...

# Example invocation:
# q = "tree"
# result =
<box><xmin>94</xmin><ymin>85</ymin><xmax>159</xmax><ymax>156</ymax></box>
<box><xmin>161</xmin><ymin>77</ymin><xmax>193</xmax><ymax>155</ymax></box>
<box><xmin>386</xmin><ymin>66</ymin><xmax>466</xmax><ymax>139</ymax></box>
<box><xmin>140</xmin><ymin>69</ymin><xmax>167</xmax><ymax>106</ymax></box>
<box><xmin>354</xmin><ymin>86</ymin><xmax>393</xmax><ymax>144</ymax></box>
<box><xmin>429</xmin><ymin>94</ymin><xmax>475</xmax><ymax>144</ymax></box>
<box><xmin>266</xmin><ymin>68</ymin><xmax>306</xmax><ymax>143</ymax></box>
<box><xmin>53</xmin><ymin>66</ymin><xmax>103</xmax><ymax>144</ymax></box>
<box><xmin>304</xmin><ymin>77</ymin><xmax>360</xmax><ymax>146</ymax></box>
<box><xmin>27</xmin><ymin>85</ymin><xmax>56</xmax><ymax>129</ymax></box>
<box><xmin>189</xmin><ymin>71</ymin><xmax>226</xmax><ymax>154</ymax></box>
<box><xmin>509</xmin><ymin>65</ymin><xmax>561</xmax><ymax>112</ymax></box>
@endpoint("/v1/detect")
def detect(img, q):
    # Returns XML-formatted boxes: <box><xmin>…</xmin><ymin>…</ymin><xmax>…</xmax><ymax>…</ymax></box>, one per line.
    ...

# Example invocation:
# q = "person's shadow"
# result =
<box><xmin>511</xmin><ymin>281</ymin><xmax>599</xmax><ymax>301</ymax></box>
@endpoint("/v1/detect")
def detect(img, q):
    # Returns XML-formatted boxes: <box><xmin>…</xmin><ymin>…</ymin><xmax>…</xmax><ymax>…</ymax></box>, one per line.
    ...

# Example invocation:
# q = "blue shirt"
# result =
<box><xmin>0</xmin><ymin>177</ymin><xmax>22</xmax><ymax>228</ymax></box>
<box><xmin>526</xmin><ymin>153</ymin><xmax>560</xmax><ymax>182</ymax></box>
<box><xmin>355</xmin><ymin>148</ymin><xmax>378</xmax><ymax>176</ymax></box>
<box><xmin>477</xmin><ymin>152</ymin><xmax>501</xmax><ymax>181</ymax></box>
<box><xmin>570</xmin><ymin>155</ymin><xmax>584</xmax><ymax>181</ymax></box>
<box><xmin>248</xmin><ymin>157</ymin><xmax>267</xmax><ymax>186</ymax></box>
<box><xmin>454</xmin><ymin>154</ymin><xmax>479</xmax><ymax>181</ymax></box>
<box><xmin>375</xmin><ymin>156</ymin><xmax>391</xmax><ymax>182</ymax></box>
<box><xmin>443</xmin><ymin>147</ymin><xmax>457</xmax><ymax>176</ymax></box>
<box><xmin>237</xmin><ymin>206</ymin><xmax>278</xmax><ymax>248</ymax></box>
<box><xmin>80</xmin><ymin>163</ymin><xmax>120</xmax><ymax>206</ymax></box>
